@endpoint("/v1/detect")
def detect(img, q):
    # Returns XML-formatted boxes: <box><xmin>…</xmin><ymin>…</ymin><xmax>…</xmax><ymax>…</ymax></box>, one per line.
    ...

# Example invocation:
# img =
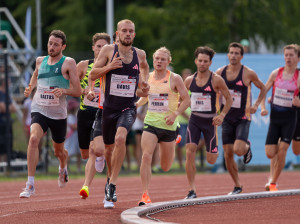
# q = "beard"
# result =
<box><xmin>48</xmin><ymin>50</ymin><xmax>60</xmax><ymax>57</ymax></box>
<box><xmin>119</xmin><ymin>38</ymin><xmax>133</xmax><ymax>46</ymax></box>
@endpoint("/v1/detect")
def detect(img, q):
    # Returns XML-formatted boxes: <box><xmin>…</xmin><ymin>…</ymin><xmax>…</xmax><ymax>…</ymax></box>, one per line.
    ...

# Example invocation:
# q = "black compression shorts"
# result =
<box><xmin>77</xmin><ymin>109</ymin><xmax>97</xmax><ymax>149</ymax></box>
<box><xmin>102</xmin><ymin>107</ymin><xmax>136</xmax><ymax>145</ymax></box>
<box><xmin>31</xmin><ymin>112</ymin><xmax>67</xmax><ymax>144</ymax></box>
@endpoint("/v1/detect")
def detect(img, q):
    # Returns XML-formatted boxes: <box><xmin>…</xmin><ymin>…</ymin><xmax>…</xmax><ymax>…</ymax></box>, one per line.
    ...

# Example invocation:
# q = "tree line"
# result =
<box><xmin>2</xmin><ymin>0</ymin><xmax>300</xmax><ymax>72</ymax></box>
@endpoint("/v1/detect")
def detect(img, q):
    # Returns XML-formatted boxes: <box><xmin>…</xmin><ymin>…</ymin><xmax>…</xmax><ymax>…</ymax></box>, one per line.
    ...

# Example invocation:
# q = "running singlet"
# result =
<box><xmin>190</xmin><ymin>72</ymin><xmax>219</xmax><ymax>115</ymax></box>
<box><xmin>271</xmin><ymin>67</ymin><xmax>299</xmax><ymax>111</ymax></box>
<box><xmin>144</xmin><ymin>70</ymin><xmax>179</xmax><ymax>131</ymax></box>
<box><xmin>31</xmin><ymin>55</ymin><xmax>69</xmax><ymax>119</ymax></box>
<box><xmin>79</xmin><ymin>59</ymin><xmax>104</xmax><ymax>111</ymax></box>
<box><xmin>221</xmin><ymin>65</ymin><xmax>251</xmax><ymax>122</ymax></box>
<box><xmin>104</xmin><ymin>44</ymin><xmax>139</xmax><ymax>111</ymax></box>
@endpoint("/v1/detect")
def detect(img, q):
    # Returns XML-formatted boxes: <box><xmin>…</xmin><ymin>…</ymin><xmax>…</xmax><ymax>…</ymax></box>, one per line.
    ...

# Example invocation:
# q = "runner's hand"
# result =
<box><xmin>24</xmin><ymin>85</ymin><xmax>32</xmax><ymax>97</ymax></box>
<box><xmin>212</xmin><ymin>114</ymin><xmax>224</xmax><ymax>126</ymax></box>
<box><xmin>52</xmin><ymin>88</ymin><xmax>65</xmax><ymax>97</ymax></box>
<box><xmin>87</xmin><ymin>90</ymin><xmax>95</xmax><ymax>101</ymax></box>
<box><xmin>109</xmin><ymin>53</ymin><xmax>123</xmax><ymax>70</ymax></box>
<box><xmin>260</xmin><ymin>108</ymin><xmax>268</xmax><ymax>116</ymax></box>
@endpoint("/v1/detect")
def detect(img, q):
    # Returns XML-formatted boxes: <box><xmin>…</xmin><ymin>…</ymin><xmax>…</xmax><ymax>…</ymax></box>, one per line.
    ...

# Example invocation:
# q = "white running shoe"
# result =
<box><xmin>19</xmin><ymin>182</ymin><xmax>35</xmax><ymax>198</ymax></box>
<box><xmin>58</xmin><ymin>168</ymin><xmax>69</xmax><ymax>188</ymax></box>
<box><xmin>95</xmin><ymin>156</ymin><xmax>105</xmax><ymax>173</ymax></box>
<box><xmin>103</xmin><ymin>198</ymin><xmax>114</xmax><ymax>209</ymax></box>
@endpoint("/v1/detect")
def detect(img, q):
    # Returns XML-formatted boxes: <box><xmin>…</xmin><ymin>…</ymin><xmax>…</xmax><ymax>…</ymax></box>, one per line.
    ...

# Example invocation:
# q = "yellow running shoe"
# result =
<box><xmin>79</xmin><ymin>186</ymin><xmax>89</xmax><ymax>199</ymax></box>
<box><xmin>138</xmin><ymin>192</ymin><xmax>152</xmax><ymax>206</ymax></box>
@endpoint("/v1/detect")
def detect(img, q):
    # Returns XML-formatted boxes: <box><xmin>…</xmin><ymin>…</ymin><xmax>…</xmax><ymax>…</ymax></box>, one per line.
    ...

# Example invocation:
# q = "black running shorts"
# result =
<box><xmin>222</xmin><ymin>118</ymin><xmax>250</xmax><ymax>145</ymax></box>
<box><xmin>77</xmin><ymin>109</ymin><xmax>97</xmax><ymax>149</ymax></box>
<box><xmin>93</xmin><ymin>109</ymin><xmax>103</xmax><ymax>139</ymax></box>
<box><xmin>186</xmin><ymin>114</ymin><xmax>218</xmax><ymax>153</ymax></box>
<box><xmin>102</xmin><ymin>107</ymin><xmax>136</xmax><ymax>145</ymax></box>
<box><xmin>143</xmin><ymin>124</ymin><xmax>177</xmax><ymax>143</ymax></box>
<box><xmin>293</xmin><ymin>108</ymin><xmax>300</xmax><ymax>141</ymax></box>
<box><xmin>266</xmin><ymin>109</ymin><xmax>297</xmax><ymax>145</ymax></box>
<box><xmin>31</xmin><ymin>112</ymin><xmax>67</xmax><ymax>144</ymax></box>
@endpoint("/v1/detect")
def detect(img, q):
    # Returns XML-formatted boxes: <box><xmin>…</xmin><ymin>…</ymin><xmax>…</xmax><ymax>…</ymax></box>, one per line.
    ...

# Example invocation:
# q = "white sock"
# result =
<box><xmin>28</xmin><ymin>176</ymin><xmax>35</xmax><ymax>186</ymax></box>
<box><xmin>59</xmin><ymin>165</ymin><xmax>67</xmax><ymax>172</ymax></box>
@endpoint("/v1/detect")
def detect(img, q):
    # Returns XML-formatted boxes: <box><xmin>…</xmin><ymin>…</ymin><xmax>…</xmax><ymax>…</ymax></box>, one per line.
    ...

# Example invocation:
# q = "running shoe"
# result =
<box><xmin>176</xmin><ymin>135</ymin><xmax>182</xmax><ymax>144</ymax></box>
<box><xmin>19</xmin><ymin>182</ymin><xmax>35</xmax><ymax>198</ymax></box>
<box><xmin>268</xmin><ymin>183</ymin><xmax>278</xmax><ymax>192</ymax></box>
<box><xmin>185</xmin><ymin>190</ymin><xmax>197</xmax><ymax>199</ymax></box>
<box><xmin>106</xmin><ymin>183</ymin><xmax>117</xmax><ymax>202</ymax></box>
<box><xmin>265</xmin><ymin>179</ymin><xmax>272</xmax><ymax>191</ymax></box>
<box><xmin>79</xmin><ymin>186</ymin><xmax>89</xmax><ymax>199</ymax></box>
<box><xmin>103</xmin><ymin>198</ymin><xmax>115</xmax><ymax>209</ymax></box>
<box><xmin>58</xmin><ymin>168</ymin><xmax>69</xmax><ymax>188</ymax></box>
<box><xmin>243</xmin><ymin>141</ymin><xmax>252</xmax><ymax>164</ymax></box>
<box><xmin>138</xmin><ymin>192</ymin><xmax>152</xmax><ymax>206</ymax></box>
<box><xmin>95</xmin><ymin>156</ymin><xmax>105</xmax><ymax>173</ymax></box>
<box><xmin>228</xmin><ymin>186</ymin><xmax>243</xmax><ymax>195</ymax></box>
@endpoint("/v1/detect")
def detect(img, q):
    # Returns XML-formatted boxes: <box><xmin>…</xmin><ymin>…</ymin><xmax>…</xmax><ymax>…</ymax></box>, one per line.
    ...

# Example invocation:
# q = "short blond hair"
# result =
<box><xmin>117</xmin><ymin>19</ymin><xmax>135</xmax><ymax>31</ymax></box>
<box><xmin>153</xmin><ymin>47</ymin><xmax>172</xmax><ymax>62</ymax></box>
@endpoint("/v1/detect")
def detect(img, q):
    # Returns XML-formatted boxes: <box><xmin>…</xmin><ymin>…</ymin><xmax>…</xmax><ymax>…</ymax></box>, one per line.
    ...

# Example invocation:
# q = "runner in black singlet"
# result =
<box><xmin>184</xmin><ymin>46</ymin><xmax>232</xmax><ymax>199</ymax></box>
<box><xmin>216</xmin><ymin>42</ymin><xmax>266</xmax><ymax>195</ymax></box>
<box><xmin>89</xmin><ymin>19</ymin><xmax>150</xmax><ymax>206</ymax></box>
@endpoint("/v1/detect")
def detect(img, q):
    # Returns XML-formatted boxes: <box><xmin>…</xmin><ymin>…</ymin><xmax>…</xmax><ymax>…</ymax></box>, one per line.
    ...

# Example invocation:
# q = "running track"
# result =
<box><xmin>0</xmin><ymin>171</ymin><xmax>299</xmax><ymax>224</ymax></box>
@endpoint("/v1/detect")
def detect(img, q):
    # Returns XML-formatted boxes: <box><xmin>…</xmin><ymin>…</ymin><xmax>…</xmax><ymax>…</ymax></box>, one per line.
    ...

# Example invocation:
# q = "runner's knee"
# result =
<box><xmin>80</xmin><ymin>149</ymin><xmax>89</xmax><ymax>159</ymax></box>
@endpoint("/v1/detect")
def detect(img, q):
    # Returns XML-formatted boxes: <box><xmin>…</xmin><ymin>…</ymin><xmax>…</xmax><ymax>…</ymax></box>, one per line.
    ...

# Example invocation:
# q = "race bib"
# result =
<box><xmin>223</xmin><ymin>89</ymin><xmax>241</xmax><ymax>108</ymax></box>
<box><xmin>273</xmin><ymin>87</ymin><xmax>294</xmax><ymax>107</ymax></box>
<box><xmin>191</xmin><ymin>92</ymin><xmax>212</xmax><ymax>112</ymax></box>
<box><xmin>110</xmin><ymin>74</ymin><xmax>136</xmax><ymax>97</ymax></box>
<box><xmin>83</xmin><ymin>87</ymin><xmax>102</xmax><ymax>108</ymax></box>
<box><xmin>36</xmin><ymin>86</ymin><xmax>59</xmax><ymax>106</ymax></box>
<box><xmin>148</xmin><ymin>93</ymin><xmax>169</xmax><ymax>112</ymax></box>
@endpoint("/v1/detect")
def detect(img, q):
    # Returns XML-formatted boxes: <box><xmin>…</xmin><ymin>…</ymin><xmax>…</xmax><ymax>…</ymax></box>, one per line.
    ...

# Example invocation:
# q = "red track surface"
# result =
<box><xmin>0</xmin><ymin>171</ymin><xmax>299</xmax><ymax>224</ymax></box>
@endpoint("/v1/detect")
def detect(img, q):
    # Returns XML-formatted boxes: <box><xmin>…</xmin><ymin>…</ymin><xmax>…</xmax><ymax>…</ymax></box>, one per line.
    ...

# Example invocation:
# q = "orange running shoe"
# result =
<box><xmin>138</xmin><ymin>192</ymin><xmax>152</xmax><ymax>206</ymax></box>
<box><xmin>176</xmin><ymin>135</ymin><xmax>182</xmax><ymax>144</ymax></box>
<box><xmin>269</xmin><ymin>183</ymin><xmax>278</xmax><ymax>191</ymax></box>
<box><xmin>79</xmin><ymin>186</ymin><xmax>89</xmax><ymax>199</ymax></box>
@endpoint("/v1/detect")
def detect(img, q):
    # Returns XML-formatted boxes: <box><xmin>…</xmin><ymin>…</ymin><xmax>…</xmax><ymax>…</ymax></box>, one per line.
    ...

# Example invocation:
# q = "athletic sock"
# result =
<box><xmin>28</xmin><ymin>176</ymin><xmax>35</xmax><ymax>186</ymax></box>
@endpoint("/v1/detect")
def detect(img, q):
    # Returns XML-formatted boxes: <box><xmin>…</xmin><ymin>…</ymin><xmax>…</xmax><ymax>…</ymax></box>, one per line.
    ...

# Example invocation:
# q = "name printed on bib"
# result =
<box><xmin>223</xmin><ymin>89</ymin><xmax>241</xmax><ymax>108</ymax></box>
<box><xmin>110</xmin><ymin>74</ymin><xmax>136</xmax><ymax>97</ymax></box>
<box><xmin>273</xmin><ymin>87</ymin><xmax>294</xmax><ymax>108</ymax></box>
<box><xmin>83</xmin><ymin>87</ymin><xmax>102</xmax><ymax>107</ymax></box>
<box><xmin>191</xmin><ymin>92</ymin><xmax>212</xmax><ymax>112</ymax></box>
<box><xmin>36</xmin><ymin>86</ymin><xmax>59</xmax><ymax>106</ymax></box>
<box><xmin>148</xmin><ymin>93</ymin><xmax>169</xmax><ymax>112</ymax></box>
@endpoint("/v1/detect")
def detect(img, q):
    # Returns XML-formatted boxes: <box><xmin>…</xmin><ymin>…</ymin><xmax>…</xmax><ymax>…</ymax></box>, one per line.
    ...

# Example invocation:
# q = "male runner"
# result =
<box><xmin>216</xmin><ymin>42</ymin><xmax>266</xmax><ymax>195</ymax></box>
<box><xmin>89</xmin><ymin>19</ymin><xmax>149</xmax><ymax>205</ymax></box>
<box><xmin>76</xmin><ymin>33</ymin><xmax>110</xmax><ymax>200</ymax></box>
<box><xmin>136</xmin><ymin>47</ymin><xmax>190</xmax><ymax>205</ymax></box>
<box><xmin>184</xmin><ymin>46</ymin><xmax>232</xmax><ymax>199</ymax></box>
<box><xmin>20</xmin><ymin>30</ymin><xmax>81</xmax><ymax>198</ymax></box>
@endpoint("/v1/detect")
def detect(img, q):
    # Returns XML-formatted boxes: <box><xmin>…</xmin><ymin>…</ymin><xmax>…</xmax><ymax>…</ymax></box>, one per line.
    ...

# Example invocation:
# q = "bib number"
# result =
<box><xmin>110</xmin><ymin>74</ymin><xmax>136</xmax><ymax>97</ymax></box>
<box><xmin>273</xmin><ymin>87</ymin><xmax>294</xmax><ymax>107</ymax></box>
<box><xmin>148</xmin><ymin>93</ymin><xmax>169</xmax><ymax>112</ymax></box>
<box><xmin>36</xmin><ymin>86</ymin><xmax>59</xmax><ymax>106</ymax></box>
<box><xmin>191</xmin><ymin>92</ymin><xmax>212</xmax><ymax>112</ymax></box>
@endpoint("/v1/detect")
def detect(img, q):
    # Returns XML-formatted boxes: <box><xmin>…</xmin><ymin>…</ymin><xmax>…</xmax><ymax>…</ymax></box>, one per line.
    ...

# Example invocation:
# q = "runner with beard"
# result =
<box><xmin>89</xmin><ymin>19</ymin><xmax>150</xmax><ymax>207</ymax></box>
<box><xmin>20</xmin><ymin>30</ymin><xmax>81</xmax><ymax>198</ymax></box>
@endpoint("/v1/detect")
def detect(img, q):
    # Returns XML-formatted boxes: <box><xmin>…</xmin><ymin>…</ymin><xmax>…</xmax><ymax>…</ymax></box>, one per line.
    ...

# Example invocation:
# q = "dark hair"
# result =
<box><xmin>92</xmin><ymin>33</ymin><xmax>111</xmax><ymax>45</ymax></box>
<box><xmin>49</xmin><ymin>30</ymin><xmax>67</xmax><ymax>45</ymax></box>
<box><xmin>228</xmin><ymin>42</ymin><xmax>244</xmax><ymax>56</ymax></box>
<box><xmin>194</xmin><ymin>46</ymin><xmax>216</xmax><ymax>61</ymax></box>
<box><xmin>113</xmin><ymin>33</ymin><xmax>116</xmax><ymax>42</ymax></box>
